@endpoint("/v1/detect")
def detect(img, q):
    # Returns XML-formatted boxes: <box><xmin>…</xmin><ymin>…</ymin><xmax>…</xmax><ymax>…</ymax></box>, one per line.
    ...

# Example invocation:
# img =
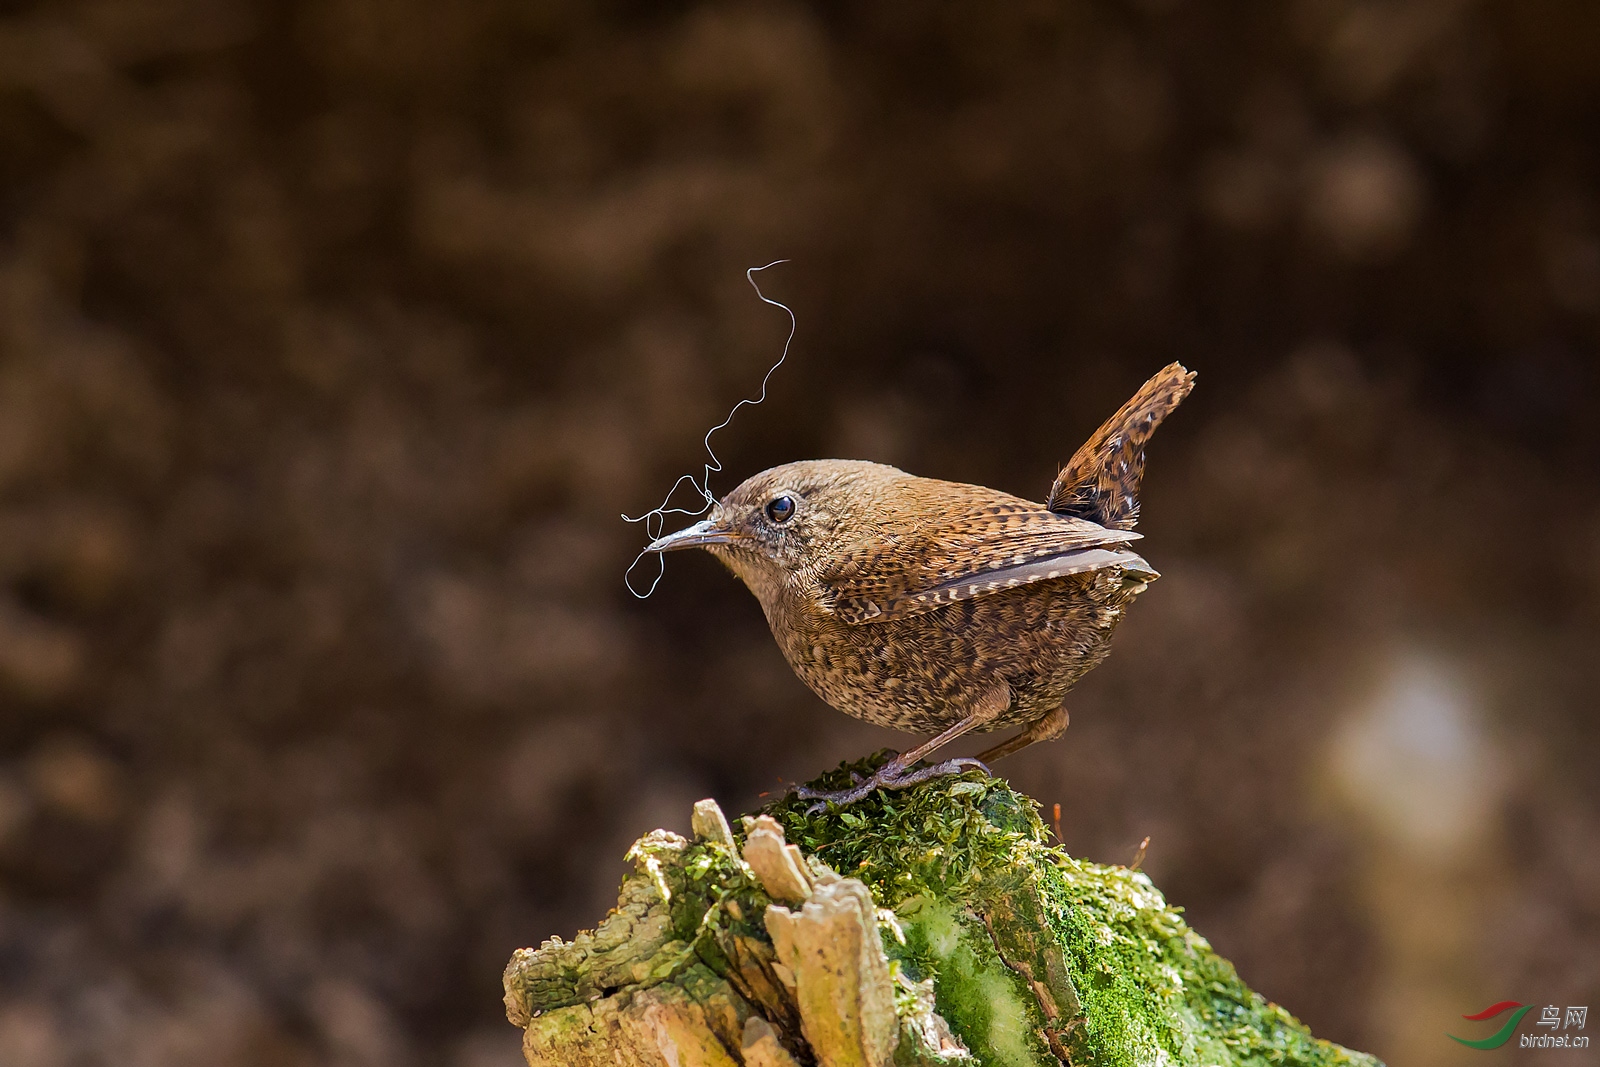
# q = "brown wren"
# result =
<box><xmin>648</xmin><ymin>363</ymin><xmax>1195</xmax><ymax>806</ymax></box>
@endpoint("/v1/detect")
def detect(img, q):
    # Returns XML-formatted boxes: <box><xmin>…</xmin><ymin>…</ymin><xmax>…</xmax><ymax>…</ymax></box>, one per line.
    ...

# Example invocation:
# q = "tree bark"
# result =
<box><xmin>504</xmin><ymin>761</ymin><xmax>1383</xmax><ymax>1067</ymax></box>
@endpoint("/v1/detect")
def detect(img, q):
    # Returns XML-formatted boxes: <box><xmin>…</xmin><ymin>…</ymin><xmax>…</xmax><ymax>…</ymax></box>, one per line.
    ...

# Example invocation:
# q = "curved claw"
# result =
<box><xmin>888</xmin><ymin>757</ymin><xmax>991</xmax><ymax>787</ymax></box>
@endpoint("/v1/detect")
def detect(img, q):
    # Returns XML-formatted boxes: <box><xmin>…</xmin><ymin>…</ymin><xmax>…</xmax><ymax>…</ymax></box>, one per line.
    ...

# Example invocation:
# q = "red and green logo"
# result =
<box><xmin>1449</xmin><ymin>1002</ymin><xmax>1535</xmax><ymax>1049</ymax></box>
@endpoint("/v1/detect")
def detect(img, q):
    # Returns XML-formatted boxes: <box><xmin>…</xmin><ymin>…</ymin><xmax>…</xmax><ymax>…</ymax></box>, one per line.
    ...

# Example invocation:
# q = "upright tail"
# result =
<box><xmin>1046</xmin><ymin>362</ymin><xmax>1195</xmax><ymax>530</ymax></box>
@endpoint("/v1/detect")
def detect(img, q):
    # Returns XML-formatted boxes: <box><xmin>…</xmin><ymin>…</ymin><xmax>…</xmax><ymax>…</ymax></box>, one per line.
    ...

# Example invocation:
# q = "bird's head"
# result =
<box><xmin>646</xmin><ymin>459</ymin><xmax>900</xmax><ymax>611</ymax></box>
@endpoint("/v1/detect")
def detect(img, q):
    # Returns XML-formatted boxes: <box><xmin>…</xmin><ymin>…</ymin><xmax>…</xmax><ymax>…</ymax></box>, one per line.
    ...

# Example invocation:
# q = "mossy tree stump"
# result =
<box><xmin>504</xmin><ymin>757</ymin><xmax>1382</xmax><ymax>1067</ymax></box>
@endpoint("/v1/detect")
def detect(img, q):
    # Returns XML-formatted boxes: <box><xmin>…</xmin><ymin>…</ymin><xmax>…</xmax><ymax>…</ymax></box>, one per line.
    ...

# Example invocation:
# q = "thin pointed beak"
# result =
<box><xmin>646</xmin><ymin>518</ymin><xmax>741</xmax><ymax>553</ymax></box>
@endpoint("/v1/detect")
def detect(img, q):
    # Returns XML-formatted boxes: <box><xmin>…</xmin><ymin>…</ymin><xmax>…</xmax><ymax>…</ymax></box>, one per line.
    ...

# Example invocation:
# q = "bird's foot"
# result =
<box><xmin>793</xmin><ymin>757</ymin><xmax>990</xmax><ymax>813</ymax></box>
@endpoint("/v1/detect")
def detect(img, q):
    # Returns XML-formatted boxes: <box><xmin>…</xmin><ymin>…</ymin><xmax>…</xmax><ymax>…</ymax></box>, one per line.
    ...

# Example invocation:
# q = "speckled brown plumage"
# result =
<box><xmin>1047</xmin><ymin>362</ymin><xmax>1196</xmax><ymax>529</ymax></box>
<box><xmin>648</xmin><ymin>363</ymin><xmax>1194</xmax><ymax>803</ymax></box>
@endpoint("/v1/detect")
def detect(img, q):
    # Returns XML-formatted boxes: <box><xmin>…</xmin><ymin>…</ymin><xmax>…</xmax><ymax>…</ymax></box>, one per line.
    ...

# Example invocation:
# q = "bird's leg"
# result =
<box><xmin>974</xmin><ymin>704</ymin><xmax>1069</xmax><ymax>764</ymax></box>
<box><xmin>794</xmin><ymin>683</ymin><xmax>1010</xmax><ymax>809</ymax></box>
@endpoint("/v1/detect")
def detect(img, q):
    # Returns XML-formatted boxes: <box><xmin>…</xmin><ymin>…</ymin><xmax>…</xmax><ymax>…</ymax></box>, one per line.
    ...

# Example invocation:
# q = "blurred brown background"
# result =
<box><xmin>1</xmin><ymin>1</ymin><xmax>1597</xmax><ymax>1065</ymax></box>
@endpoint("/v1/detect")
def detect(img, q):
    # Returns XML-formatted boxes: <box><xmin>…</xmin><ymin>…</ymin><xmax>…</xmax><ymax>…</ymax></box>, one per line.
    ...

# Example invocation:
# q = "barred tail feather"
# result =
<box><xmin>1046</xmin><ymin>363</ymin><xmax>1195</xmax><ymax>530</ymax></box>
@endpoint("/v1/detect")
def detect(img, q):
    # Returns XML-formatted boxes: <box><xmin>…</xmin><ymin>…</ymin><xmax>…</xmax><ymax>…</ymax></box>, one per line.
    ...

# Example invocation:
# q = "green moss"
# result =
<box><xmin>770</xmin><ymin>753</ymin><xmax>1038</xmax><ymax>907</ymax></box>
<box><xmin>764</xmin><ymin>756</ymin><xmax>1382</xmax><ymax>1067</ymax></box>
<box><xmin>893</xmin><ymin>895</ymin><xmax>1043</xmax><ymax>1067</ymax></box>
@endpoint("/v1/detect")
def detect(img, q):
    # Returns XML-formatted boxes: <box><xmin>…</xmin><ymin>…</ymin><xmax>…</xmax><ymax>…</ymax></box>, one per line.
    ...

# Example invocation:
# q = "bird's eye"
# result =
<box><xmin>765</xmin><ymin>495</ymin><xmax>796</xmax><ymax>524</ymax></box>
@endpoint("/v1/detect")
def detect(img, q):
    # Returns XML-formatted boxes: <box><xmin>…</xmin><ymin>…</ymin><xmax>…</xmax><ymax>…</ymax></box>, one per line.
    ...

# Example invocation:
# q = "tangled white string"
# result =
<box><xmin>622</xmin><ymin>260</ymin><xmax>796</xmax><ymax>597</ymax></box>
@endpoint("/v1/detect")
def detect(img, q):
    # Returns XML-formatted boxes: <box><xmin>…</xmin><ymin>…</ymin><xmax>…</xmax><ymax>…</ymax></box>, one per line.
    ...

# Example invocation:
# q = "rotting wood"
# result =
<box><xmin>505</xmin><ymin>761</ymin><xmax>1385</xmax><ymax>1067</ymax></box>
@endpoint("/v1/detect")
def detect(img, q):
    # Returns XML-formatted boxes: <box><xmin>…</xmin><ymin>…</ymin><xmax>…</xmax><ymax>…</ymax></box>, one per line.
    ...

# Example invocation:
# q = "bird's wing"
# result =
<box><xmin>819</xmin><ymin>485</ymin><xmax>1149</xmax><ymax>625</ymax></box>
